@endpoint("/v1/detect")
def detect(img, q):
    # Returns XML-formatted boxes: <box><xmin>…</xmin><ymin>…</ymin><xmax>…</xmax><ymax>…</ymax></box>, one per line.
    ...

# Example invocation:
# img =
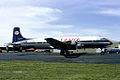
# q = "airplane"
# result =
<box><xmin>45</xmin><ymin>36</ymin><xmax>113</xmax><ymax>55</ymax></box>
<box><xmin>7</xmin><ymin>27</ymin><xmax>113</xmax><ymax>55</ymax></box>
<box><xmin>6</xmin><ymin>27</ymin><xmax>52</xmax><ymax>52</ymax></box>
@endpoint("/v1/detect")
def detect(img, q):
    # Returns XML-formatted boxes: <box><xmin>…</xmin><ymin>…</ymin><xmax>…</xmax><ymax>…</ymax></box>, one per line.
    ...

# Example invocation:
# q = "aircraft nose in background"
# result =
<box><xmin>109</xmin><ymin>41</ymin><xmax>113</xmax><ymax>45</ymax></box>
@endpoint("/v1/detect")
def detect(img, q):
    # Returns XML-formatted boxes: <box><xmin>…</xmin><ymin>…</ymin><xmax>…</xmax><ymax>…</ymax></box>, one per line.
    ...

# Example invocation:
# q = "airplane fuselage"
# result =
<box><xmin>12</xmin><ymin>36</ymin><xmax>112</xmax><ymax>49</ymax></box>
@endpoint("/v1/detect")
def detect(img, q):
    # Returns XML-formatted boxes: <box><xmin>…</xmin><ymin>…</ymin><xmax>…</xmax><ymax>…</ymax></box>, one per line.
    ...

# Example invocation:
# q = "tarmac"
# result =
<box><xmin>0</xmin><ymin>52</ymin><xmax>120</xmax><ymax>64</ymax></box>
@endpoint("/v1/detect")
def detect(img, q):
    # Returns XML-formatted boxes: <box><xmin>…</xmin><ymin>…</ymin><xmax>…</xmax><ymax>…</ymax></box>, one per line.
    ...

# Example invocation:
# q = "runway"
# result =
<box><xmin>0</xmin><ymin>52</ymin><xmax>120</xmax><ymax>64</ymax></box>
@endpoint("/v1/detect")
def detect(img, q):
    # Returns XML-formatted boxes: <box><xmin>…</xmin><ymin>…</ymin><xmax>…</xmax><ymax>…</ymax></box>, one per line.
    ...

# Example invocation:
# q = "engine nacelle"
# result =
<box><xmin>65</xmin><ymin>41</ymin><xmax>76</xmax><ymax>45</ymax></box>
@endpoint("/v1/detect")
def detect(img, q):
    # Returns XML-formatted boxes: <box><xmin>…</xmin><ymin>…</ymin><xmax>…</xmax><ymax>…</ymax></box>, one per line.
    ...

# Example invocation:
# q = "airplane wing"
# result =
<box><xmin>45</xmin><ymin>38</ymin><xmax>76</xmax><ymax>50</ymax></box>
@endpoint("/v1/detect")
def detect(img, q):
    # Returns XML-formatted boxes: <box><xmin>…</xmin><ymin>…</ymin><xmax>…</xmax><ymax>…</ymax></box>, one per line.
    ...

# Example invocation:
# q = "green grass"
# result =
<box><xmin>0</xmin><ymin>61</ymin><xmax>120</xmax><ymax>80</ymax></box>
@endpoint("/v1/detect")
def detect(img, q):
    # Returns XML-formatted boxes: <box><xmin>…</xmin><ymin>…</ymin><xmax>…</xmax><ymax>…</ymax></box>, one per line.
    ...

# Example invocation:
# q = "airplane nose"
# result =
<box><xmin>109</xmin><ymin>41</ymin><xmax>113</xmax><ymax>45</ymax></box>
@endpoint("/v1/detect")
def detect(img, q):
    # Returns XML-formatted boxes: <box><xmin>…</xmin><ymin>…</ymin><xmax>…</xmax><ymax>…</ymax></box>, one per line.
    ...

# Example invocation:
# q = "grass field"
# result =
<box><xmin>0</xmin><ymin>43</ymin><xmax>119</xmax><ymax>80</ymax></box>
<box><xmin>0</xmin><ymin>61</ymin><xmax>120</xmax><ymax>80</ymax></box>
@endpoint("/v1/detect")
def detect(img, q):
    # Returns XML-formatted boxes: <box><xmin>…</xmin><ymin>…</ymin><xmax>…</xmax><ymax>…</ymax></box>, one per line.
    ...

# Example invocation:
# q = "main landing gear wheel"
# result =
<box><xmin>100</xmin><ymin>51</ymin><xmax>105</xmax><ymax>55</ymax></box>
<box><xmin>60</xmin><ymin>50</ymin><xmax>70</xmax><ymax>56</ymax></box>
<box><xmin>60</xmin><ymin>50</ymin><xmax>65</xmax><ymax>55</ymax></box>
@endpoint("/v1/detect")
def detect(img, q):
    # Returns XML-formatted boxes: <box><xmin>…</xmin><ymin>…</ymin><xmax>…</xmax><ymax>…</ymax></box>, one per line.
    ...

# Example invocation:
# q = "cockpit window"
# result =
<box><xmin>101</xmin><ymin>38</ymin><xmax>108</xmax><ymax>40</ymax></box>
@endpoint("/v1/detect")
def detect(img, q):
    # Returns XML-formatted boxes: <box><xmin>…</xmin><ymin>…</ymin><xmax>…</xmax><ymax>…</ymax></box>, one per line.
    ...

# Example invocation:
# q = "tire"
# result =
<box><xmin>100</xmin><ymin>51</ymin><xmax>105</xmax><ymax>55</ymax></box>
<box><xmin>60</xmin><ymin>50</ymin><xmax>65</xmax><ymax>55</ymax></box>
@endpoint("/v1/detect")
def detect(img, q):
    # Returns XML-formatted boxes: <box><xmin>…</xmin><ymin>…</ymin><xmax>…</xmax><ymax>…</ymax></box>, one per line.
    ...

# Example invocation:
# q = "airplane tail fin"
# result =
<box><xmin>12</xmin><ymin>27</ymin><xmax>29</xmax><ymax>43</ymax></box>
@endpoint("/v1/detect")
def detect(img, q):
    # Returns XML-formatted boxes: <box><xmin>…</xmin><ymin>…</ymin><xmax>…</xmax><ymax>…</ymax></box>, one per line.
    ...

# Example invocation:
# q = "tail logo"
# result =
<box><xmin>15</xmin><ymin>31</ymin><xmax>19</xmax><ymax>35</ymax></box>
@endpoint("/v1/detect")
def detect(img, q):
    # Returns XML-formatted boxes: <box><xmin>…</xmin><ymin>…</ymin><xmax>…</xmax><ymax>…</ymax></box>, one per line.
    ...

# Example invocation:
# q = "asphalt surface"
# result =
<box><xmin>0</xmin><ymin>52</ymin><xmax>120</xmax><ymax>64</ymax></box>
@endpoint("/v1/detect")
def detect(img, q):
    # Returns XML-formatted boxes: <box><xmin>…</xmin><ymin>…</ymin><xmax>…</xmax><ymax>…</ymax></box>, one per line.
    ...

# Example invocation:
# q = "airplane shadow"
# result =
<box><xmin>63</xmin><ymin>53</ymin><xmax>87</xmax><ymax>58</ymax></box>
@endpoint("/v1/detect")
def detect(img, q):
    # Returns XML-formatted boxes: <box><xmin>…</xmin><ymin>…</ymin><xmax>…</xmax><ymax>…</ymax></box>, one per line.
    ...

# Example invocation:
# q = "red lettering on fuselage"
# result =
<box><xmin>77</xmin><ymin>38</ymin><xmax>80</xmax><ymax>41</ymax></box>
<box><xmin>72</xmin><ymin>38</ymin><xmax>75</xmax><ymax>41</ymax></box>
<box><xmin>61</xmin><ymin>38</ymin><xmax>80</xmax><ymax>42</ymax></box>
<box><xmin>65</xmin><ymin>38</ymin><xmax>67</xmax><ymax>41</ymax></box>
<box><xmin>61</xmin><ymin>38</ymin><xmax>63</xmax><ymax>41</ymax></box>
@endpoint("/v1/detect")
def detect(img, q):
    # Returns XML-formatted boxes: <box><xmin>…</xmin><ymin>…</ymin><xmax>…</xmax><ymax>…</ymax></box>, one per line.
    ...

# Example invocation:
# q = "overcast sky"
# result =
<box><xmin>0</xmin><ymin>0</ymin><xmax>120</xmax><ymax>45</ymax></box>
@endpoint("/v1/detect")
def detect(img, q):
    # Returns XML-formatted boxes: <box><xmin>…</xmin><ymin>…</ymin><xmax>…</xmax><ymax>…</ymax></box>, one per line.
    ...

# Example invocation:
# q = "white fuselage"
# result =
<box><xmin>12</xmin><ymin>36</ymin><xmax>111</xmax><ymax>49</ymax></box>
<box><xmin>15</xmin><ymin>36</ymin><xmax>104</xmax><ymax>43</ymax></box>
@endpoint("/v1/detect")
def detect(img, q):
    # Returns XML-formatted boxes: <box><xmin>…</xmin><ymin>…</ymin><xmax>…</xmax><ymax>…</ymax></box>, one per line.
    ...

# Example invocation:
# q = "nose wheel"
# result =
<box><xmin>100</xmin><ymin>48</ymin><xmax>107</xmax><ymax>55</ymax></box>
<box><xmin>100</xmin><ymin>51</ymin><xmax>105</xmax><ymax>55</ymax></box>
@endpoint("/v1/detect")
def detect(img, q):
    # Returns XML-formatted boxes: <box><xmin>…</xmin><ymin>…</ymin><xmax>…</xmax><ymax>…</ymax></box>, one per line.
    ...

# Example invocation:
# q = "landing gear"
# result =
<box><xmin>100</xmin><ymin>51</ymin><xmax>105</xmax><ymax>55</ymax></box>
<box><xmin>6</xmin><ymin>46</ymin><xmax>9</xmax><ymax>53</ymax></box>
<box><xmin>60</xmin><ymin>50</ymin><xmax>70</xmax><ymax>55</ymax></box>
<box><xmin>65</xmin><ymin>50</ymin><xmax>70</xmax><ymax>55</ymax></box>
<box><xmin>19</xmin><ymin>47</ymin><xmax>22</xmax><ymax>52</ymax></box>
<box><xmin>100</xmin><ymin>48</ymin><xmax>107</xmax><ymax>55</ymax></box>
<box><xmin>60</xmin><ymin>50</ymin><xmax>65</xmax><ymax>55</ymax></box>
